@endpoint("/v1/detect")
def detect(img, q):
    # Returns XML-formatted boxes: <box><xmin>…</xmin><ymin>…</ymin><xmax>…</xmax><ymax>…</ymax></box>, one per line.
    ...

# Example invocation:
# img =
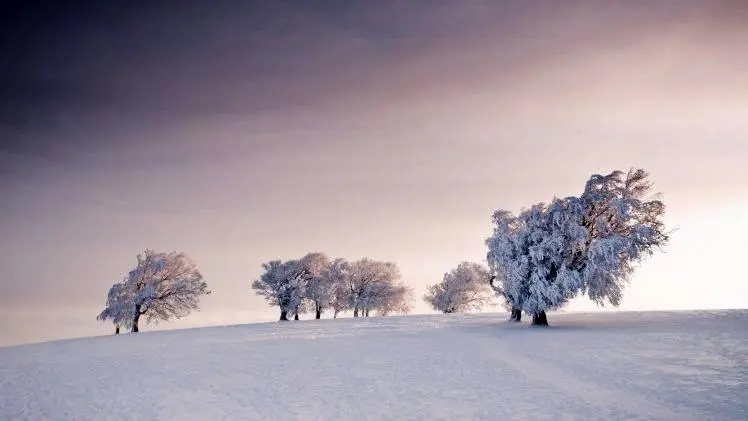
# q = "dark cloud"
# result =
<box><xmin>2</xmin><ymin>0</ymin><xmax>744</xmax><ymax>157</ymax></box>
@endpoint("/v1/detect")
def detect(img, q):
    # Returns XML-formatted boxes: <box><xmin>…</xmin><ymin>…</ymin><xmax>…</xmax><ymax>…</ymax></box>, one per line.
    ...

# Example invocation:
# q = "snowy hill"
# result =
<box><xmin>1</xmin><ymin>311</ymin><xmax>746</xmax><ymax>421</ymax></box>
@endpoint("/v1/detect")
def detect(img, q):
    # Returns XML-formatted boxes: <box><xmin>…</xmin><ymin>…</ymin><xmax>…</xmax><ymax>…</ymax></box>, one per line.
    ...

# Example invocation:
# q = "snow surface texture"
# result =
<box><xmin>1</xmin><ymin>311</ymin><xmax>746</xmax><ymax>421</ymax></box>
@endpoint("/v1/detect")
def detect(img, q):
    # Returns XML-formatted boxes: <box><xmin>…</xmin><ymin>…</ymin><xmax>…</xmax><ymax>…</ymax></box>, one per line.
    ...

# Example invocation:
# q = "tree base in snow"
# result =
<box><xmin>532</xmin><ymin>311</ymin><xmax>548</xmax><ymax>326</ymax></box>
<box><xmin>509</xmin><ymin>308</ymin><xmax>522</xmax><ymax>322</ymax></box>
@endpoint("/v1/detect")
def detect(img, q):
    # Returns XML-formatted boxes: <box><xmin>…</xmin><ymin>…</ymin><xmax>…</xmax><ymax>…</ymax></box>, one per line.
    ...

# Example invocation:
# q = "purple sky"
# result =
<box><xmin>1</xmin><ymin>0</ymin><xmax>747</xmax><ymax>347</ymax></box>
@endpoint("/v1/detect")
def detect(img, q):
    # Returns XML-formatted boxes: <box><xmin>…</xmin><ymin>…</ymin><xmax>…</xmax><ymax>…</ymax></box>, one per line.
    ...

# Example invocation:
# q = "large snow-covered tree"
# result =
<box><xmin>486</xmin><ymin>168</ymin><xmax>668</xmax><ymax>326</ymax></box>
<box><xmin>424</xmin><ymin>261</ymin><xmax>494</xmax><ymax>313</ymax></box>
<box><xmin>97</xmin><ymin>250</ymin><xmax>210</xmax><ymax>332</ymax></box>
<box><xmin>252</xmin><ymin>259</ymin><xmax>307</xmax><ymax>321</ymax></box>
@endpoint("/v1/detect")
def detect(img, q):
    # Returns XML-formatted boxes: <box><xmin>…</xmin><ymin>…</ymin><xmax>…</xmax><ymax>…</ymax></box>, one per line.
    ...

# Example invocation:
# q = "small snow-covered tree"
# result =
<box><xmin>252</xmin><ymin>259</ymin><xmax>307</xmax><ymax>321</ymax></box>
<box><xmin>97</xmin><ymin>250</ymin><xmax>210</xmax><ymax>332</ymax></box>
<box><xmin>344</xmin><ymin>258</ymin><xmax>402</xmax><ymax>317</ymax></box>
<box><xmin>299</xmin><ymin>252</ymin><xmax>334</xmax><ymax>319</ymax></box>
<box><xmin>424</xmin><ymin>262</ymin><xmax>493</xmax><ymax>313</ymax></box>
<box><xmin>375</xmin><ymin>283</ymin><xmax>415</xmax><ymax>316</ymax></box>
<box><xmin>97</xmin><ymin>281</ymin><xmax>135</xmax><ymax>332</ymax></box>
<box><xmin>328</xmin><ymin>258</ymin><xmax>352</xmax><ymax>318</ymax></box>
<box><xmin>329</xmin><ymin>258</ymin><xmax>406</xmax><ymax>317</ymax></box>
<box><xmin>486</xmin><ymin>168</ymin><xmax>668</xmax><ymax>326</ymax></box>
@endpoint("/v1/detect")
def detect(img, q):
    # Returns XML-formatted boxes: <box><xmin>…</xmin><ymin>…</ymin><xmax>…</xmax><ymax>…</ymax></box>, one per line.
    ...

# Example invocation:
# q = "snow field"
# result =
<box><xmin>0</xmin><ymin>310</ymin><xmax>746</xmax><ymax>421</ymax></box>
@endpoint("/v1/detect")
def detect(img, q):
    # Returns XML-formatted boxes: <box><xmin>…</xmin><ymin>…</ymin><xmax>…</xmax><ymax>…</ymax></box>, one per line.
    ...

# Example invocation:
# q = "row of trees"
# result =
<box><xmin>251</xmin><ymin>253</ymin><xmax>414</xmax><ymax>320</ymax></box>
<box><xmin>98</xmin><ymin>168</ymin><xmax>667</xmax><ymax>331</ymax></box>
<box><xmin>422</xmin><ymin>168</ymin><xmax>669</xmax><ymax>326</ymax></box>
<box><xmin>97</xmin><ymin>250</ymin><xmax>414</xmax><ymax>332</ymax></box>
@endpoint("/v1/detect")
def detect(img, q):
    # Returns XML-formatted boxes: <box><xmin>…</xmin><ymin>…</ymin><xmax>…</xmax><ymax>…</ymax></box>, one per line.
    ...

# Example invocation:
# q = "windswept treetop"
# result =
<box><xmin>577</xmin><ymin>169</ymin><xmax>668</xmax><ymax>304</ymax></box>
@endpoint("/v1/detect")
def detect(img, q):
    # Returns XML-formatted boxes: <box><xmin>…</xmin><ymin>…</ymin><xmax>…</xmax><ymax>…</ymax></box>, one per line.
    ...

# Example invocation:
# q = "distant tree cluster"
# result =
<box><xmin>97</xmin><ymin>250</ymin><xmax>211</xmax><ymax>333</ymax></box>
<box><xmin>486</xmin><ymin>168</ymin><xmax>669</xmax><ymax>325</ymax></box>
<box><xmin>252</xmin><ymin>253</ymin><xmax>415</xmax><ymax>320</ymax></box>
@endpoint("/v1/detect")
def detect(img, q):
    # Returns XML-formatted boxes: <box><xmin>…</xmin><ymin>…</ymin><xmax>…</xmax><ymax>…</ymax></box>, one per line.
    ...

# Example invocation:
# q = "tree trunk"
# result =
<box><xmin>131</xmin><ymin>306</ymin><xmax>141</xmax><ymax>332</ymax></box>
<box><xmin>333</xmin><ymin>310</ymin><xmax>339</xmax><ymax>319</ymax></box>
<box><xmin>510</xmin><ymin>308</ymin><xmax>522</xmax><ymax>322</ymax></box>
<box><xmin>353</xmin><ymin>308</ymin><xmax>359</xmax><ymax>317</ymax></box>
<box><xmin>315</xmin><ymin>305</ymin><xmax>321</xmax><ymax>319</ymax></box>
<box><xmin>280</xmin><ymin>310</ymin><xmax>288</xmax><ymax>321</ymax></box>
<box><xmin>115</xmin><ymin>325</ymin><xmax>120</xmax><ymax>335</ymax></box>
<box><xmin>532</xmin><ymin>311</ymin><xmax>548</xmax><ymax>326</ymax></box>
<box><xmin>365</xmin><ymin>308</ymin><xmax>370</xmax><ymax>317</ymax></box>
<box><xmin>294</xmin><ymin>312</ymin><xmax>299</xmax><ymax>321</ymax></box>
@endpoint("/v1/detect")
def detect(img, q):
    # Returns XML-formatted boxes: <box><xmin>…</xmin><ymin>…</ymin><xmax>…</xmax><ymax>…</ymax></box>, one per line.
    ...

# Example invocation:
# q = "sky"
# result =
<box><xmin>1</xmin><ymin>0</ymin><xmax>747</xmax><ymax>347</ymax></box>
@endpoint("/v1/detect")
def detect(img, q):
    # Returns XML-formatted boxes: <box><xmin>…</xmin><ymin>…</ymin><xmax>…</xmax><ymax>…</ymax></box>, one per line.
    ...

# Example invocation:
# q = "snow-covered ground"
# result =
<box><xmin>1</xmin><ymin>310</ymin><xmax>746</xmax><ymax>421</ymax></box>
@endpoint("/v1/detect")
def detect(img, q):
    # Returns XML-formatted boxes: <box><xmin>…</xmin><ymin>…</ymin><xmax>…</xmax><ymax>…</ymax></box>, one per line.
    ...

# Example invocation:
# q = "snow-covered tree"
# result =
<box><xmin>328</xmin><ymin>258</ymin><xmax>352</xmax><ymax>318</ymax></box>
<box><xmin>333</xmin><ymin>258</ymin><xmax>406</xmax><ymax>317</ymax></box>
<box><xmin>486</xmin><ymin>210</ymin><xmax>530</xmax><ymax>322</ymax></box>
<box><xmin>375</xmin><ymin>283</ymin><xmax>415</xmax><ymax>316</ymax></box>
<box><xmin>299</xmin><ymin>252</ymin><xmax>334</xmax><ymax>319</ymax></box>
<box><xmin>97</xmin><ymin>281</ymin><xmax>135</xmax><ymax>332</ymax></box>
<box><xmin>97</xmin><ymin>250</ymin><xmax>210</xmax><ymax>332</ymax></box>
<box><xmin>516</xmin><ymin>201</ymin><xmax>581</xmax><ymax>326</ymax></box>
<box><xmin>252</xmin><ymin>259</ymin><xmax>307</xmax><ymax>321</ymax></box>
<box><xmin>424</xmin><ymin>262</ymin><xmax>494</xmax><ymax>313</ymax></box>
<box><xmin>486</xmin><ymin>168</ymin><xmax>668</xmax><ymax>326</ymax></box>
<box><xmin>357</xmin><ymin>258</ymin><xmax>399</xmax><ymax>317</ymax></box>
